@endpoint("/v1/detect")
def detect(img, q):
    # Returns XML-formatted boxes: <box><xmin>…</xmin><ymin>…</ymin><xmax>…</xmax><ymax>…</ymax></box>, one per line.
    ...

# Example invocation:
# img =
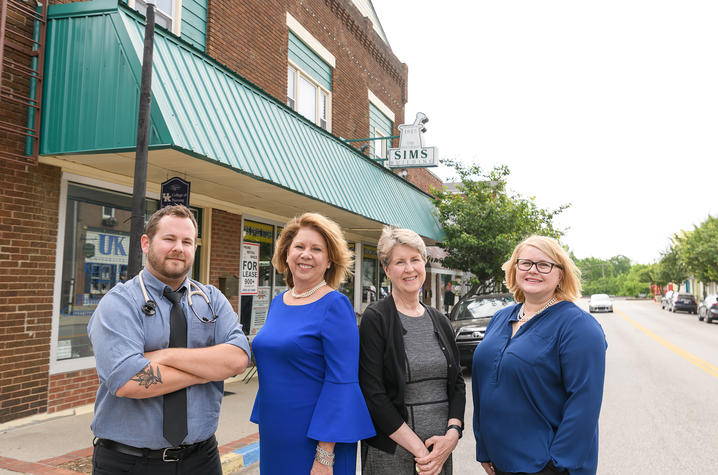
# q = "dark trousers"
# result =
<box><xmin>495</xmin><ymin>463</ymin><xmax>566</xmax><ymax>475</ymax></box>
<box><xmin>92</xmin><ymin>436</ymin><xmax>222</xmax><ymax>475</ymax></box>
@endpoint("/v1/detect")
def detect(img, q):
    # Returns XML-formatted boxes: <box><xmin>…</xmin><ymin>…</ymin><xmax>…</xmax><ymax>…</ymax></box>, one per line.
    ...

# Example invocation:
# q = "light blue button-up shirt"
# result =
<box><xmin>88</xmin><ymin>269</ymin><xmax>250</xmax><ymax>449</ymax></box>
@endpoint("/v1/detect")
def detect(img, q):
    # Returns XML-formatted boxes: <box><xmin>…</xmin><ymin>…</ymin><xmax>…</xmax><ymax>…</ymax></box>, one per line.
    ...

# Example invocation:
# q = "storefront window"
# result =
<box><xmin>58</xmin><ymin>183</ymin><xmax>201</xmax><ymax>362</ymax></box>
<box><xmin>361</xmin><ymin>244</ymin><xmax>379</xmax><ymax>312</ymax></box>
<box><xmin>440</xmin><ymin>274</ymin><xmax>455</xmax><ymax>315</ymax></box>
<box><xmin>242</xmin><ymin>220</ymin><xmax>276</xmax><ymax>336</ymax></box>
<box><xmin>338</xmin><ymin>243</ymin><xmax>355</xmax><ymax>305</ymax></box>
<box><xmin>273</xmin><ymin>227</ymin><xmax>287</xmax><ymax>297</ymax></box>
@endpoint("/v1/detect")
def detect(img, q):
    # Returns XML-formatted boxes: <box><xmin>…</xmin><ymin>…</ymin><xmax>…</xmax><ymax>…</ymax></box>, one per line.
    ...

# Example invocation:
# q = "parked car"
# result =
<box><xmin>449</xmin><ymin>293</ymin><xmax>514</xmax><ymax>366</ymax></box>
<box><xmin>661</xmin><ymin>290</ymin><xmax>675</xmax><ymax>310</ymax></box>
<box><xmin>698</xmin><ymin>294</ymin><xmax>718</xmax><ymax>323</ymax></box>
<box><xmin>588</xmin><ymin>294</ymin><xmax>613</xmax><ymax>313</ymax></box>
<box><xmin>668</xmin><ymin>292</ymin><xmax>697</xmax><ymax>314</ymax></box>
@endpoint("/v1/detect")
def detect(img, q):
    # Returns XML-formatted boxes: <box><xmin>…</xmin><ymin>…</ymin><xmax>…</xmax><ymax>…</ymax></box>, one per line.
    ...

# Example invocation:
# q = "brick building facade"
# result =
<box><xmin>0</xmin><ymin>0</ymin><xmax>447</xmax><ymax>425</ymax></box>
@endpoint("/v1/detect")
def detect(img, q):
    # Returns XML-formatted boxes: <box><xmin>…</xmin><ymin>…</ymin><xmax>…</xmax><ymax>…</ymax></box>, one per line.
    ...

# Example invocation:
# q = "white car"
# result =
<box><xmin>589</xmin><ymin>294</ymin><xmax>613</xmax><ymax>313</ymax></box>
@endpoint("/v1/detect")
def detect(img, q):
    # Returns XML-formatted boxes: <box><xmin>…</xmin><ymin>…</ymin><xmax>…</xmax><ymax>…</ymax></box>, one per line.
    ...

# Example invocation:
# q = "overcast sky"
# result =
<box><xmin>372</xmin><ymin>1</ymin><xmax>718</xmax><ymax>264</ymax></box>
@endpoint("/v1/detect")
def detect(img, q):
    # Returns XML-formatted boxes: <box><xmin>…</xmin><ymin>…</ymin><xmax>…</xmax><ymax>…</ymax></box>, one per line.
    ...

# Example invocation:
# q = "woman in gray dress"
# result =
<box><xmin>359</xmin><ymin>227</ymin><xmax>466</xmax><ymax>475</ymax></box>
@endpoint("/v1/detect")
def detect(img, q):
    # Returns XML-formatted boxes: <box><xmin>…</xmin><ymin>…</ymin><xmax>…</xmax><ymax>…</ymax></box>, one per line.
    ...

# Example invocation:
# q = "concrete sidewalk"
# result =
<box><xmin>0</xmin><ymin>371</ymin><xmax>260</xmax><ymax>474</ymax></box>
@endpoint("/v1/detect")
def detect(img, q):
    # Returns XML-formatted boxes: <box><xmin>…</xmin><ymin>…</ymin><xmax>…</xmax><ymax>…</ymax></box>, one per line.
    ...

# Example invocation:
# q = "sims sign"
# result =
<box><xmin>387</xmin><ymin>112</ymin><xmax>438</xmax><ymax>168</ymax></box>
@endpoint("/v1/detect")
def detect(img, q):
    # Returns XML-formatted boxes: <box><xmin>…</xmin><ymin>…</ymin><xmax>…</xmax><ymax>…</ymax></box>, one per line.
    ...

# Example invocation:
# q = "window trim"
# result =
<box><xmin>368</xmin><ymin>89</ymin><xmax>395</xmax><ymax>122</ymax></box>
<box><xmin>50</xmin><ymin>174</ymin><xmax>209</xmax><ymax>374</ymax></box>
<box><xmin>288</xmin><ymin>60</ymin><xmax>332</xmax><ymax>131</ymax></box>
<box><xmin>373</xmin><ymin>128</ymin><xmax>387</xmax><ymax>159</ymax></box>
<box><xmin>51</xmin><ymin>174</ymin><xmax>160</xmax><ymax>374</ymax></box>
<box><xmin>286</xmin><ymin>12</ymin><xmax>336</xmax><ymax>68</ymax></box>
<box><xmin>128</xmin><ymin>0</ymin><xmax>183</xmax><ymax>36</ymax></box>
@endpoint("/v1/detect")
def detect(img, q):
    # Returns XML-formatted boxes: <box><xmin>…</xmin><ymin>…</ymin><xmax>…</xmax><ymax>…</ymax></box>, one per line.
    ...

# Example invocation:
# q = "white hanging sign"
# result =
<box><xmin>387</xmin><ymin>112</ymin><xmax>439</xmax><ymax>168</ymax></box>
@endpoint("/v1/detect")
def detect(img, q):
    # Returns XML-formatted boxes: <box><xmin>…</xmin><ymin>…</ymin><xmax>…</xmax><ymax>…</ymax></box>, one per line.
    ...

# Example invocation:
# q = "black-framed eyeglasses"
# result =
<box><xmin>515</xmin><ymin>258</ymin><xmax>563</xmax><ymax>274</ymax></box>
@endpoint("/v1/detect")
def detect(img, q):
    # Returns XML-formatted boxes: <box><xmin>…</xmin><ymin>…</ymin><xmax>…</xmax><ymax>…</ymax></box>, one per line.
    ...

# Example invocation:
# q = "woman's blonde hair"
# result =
<box><xmin>501</xmin><ymin>235</ymin><xmax>581</xmax><ymax>303</ymax></box>
<box><xmin>272</xmin><ymin>212</ymin><xmax>353</xmax><ymax>289</ymax></box>
<box><xmin>377</xmin><ymin>226</ymin><xmax>427</xmax><ymax>267</ymax></box>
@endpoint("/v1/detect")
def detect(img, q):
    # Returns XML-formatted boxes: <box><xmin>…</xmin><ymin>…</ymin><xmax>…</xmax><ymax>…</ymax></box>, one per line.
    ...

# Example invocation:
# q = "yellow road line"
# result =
<box><xmin>615</xmin><ymin>308</ymin><xmax>718</xmax><ymax>379</ymax></box>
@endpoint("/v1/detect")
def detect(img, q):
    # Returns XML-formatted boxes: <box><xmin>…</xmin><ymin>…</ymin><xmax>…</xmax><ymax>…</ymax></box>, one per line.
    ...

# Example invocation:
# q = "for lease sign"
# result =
<box><xmin>240</xmin><ymin>242</ymin><xmax>260</xmax><ymax>295</ymax></box>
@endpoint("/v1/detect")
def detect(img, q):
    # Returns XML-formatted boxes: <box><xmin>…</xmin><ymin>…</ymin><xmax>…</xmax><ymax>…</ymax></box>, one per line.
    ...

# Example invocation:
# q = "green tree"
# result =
<box><xmin>609</xmin><ymin>255</ymin><xmax>631</xmax><ymax>275</ymax></box>
<box><xmin>575</xmin><ymin>257</ymin><xmax>614</xmax><ymax>295</ymax></box>
<box><xmin>678</xmin><ymin>215</ymin><xmax>718</xmax><ymax>283</ymax></box>
<box><xmin>576</xmin><ymin>257</ymin><xmax>656</xmax><ymax>297</ymax></box>
<box><xmin>431</xmin><ymin>161</ymin><xmax>568</xmax><ymax>294</ymax></box>
<box><xmin>618</xmin><ymin>264</ymin><xmax>653</xmax><ymax>297</ymax></box>
<box><xmin>655</xmin><ymin>241</ymin><xmax>688</xmax><ymax>286</ymax></box>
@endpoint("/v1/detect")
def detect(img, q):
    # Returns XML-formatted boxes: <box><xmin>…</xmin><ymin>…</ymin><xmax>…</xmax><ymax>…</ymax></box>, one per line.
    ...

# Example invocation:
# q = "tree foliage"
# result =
<box><xmin>575</xmin><ymin>256</ymin><xmax>655</xmax><ymax>297</ymax></box>
<box><xmin>677</xmin><ymin>216</ymin><xmax>718</xmax><ymax>283</ymax></box>
<box><xmin>430</xmin><ymin>161</ymin><xmax>568</xmax><ymax>293</ymax></box>
<box><xmin>655</xmin><ymin>242</ymin><xmax>688</xmax><ymax>286</ymax></box>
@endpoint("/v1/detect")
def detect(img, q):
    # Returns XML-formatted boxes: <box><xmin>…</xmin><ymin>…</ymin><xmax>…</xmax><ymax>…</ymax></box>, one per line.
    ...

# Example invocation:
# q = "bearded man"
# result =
<box><xmin>88</xmin><ymin>205</ymin><xmax>250</xmax><ymax>475</ymax></box>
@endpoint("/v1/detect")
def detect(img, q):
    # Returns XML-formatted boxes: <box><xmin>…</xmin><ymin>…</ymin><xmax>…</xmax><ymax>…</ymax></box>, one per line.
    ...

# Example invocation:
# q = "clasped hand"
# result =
<box><xmin>414</xmin><ymin>432</ymin><xmax>459</xmax><ymax>475</ymax></box>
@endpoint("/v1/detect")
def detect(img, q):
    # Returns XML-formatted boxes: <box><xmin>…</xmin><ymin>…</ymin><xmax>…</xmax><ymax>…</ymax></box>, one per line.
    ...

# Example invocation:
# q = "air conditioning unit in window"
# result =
<box><xmin>320</xmin><ymin>119</ymin><xmax>327</xmax><ymax>129</ymax></box>
<box><xmin>287</xmin><ymin>98</ymin><xmax>295</xmax><ymax>109</ymax></box>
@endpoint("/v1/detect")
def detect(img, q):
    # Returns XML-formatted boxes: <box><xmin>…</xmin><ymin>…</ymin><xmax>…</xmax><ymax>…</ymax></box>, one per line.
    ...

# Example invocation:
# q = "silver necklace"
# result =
<box><xmin>518</xmin><ymin>297</ymin><xmax>557</xmax><ymax>321</ymax></box>
<box><xmin>291</xmin><ymin>280</ymin><xmax>326</xmax><ymax>298</ymax></box>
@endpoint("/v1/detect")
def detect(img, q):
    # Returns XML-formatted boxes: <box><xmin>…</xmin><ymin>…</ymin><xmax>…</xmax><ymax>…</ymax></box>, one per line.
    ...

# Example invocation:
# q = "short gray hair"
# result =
<box><xmin>377</xmin><ymin>226</ymin><xmax>427</xmax><ymax>267</ymax></box>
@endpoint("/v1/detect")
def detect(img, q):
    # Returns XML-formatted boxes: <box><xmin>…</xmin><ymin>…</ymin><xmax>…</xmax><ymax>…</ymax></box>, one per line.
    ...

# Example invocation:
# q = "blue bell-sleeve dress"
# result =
<box><xmin>250</xmin><ymin>290</ymin><xmax>375</xmax><ymax>474</ymax></box>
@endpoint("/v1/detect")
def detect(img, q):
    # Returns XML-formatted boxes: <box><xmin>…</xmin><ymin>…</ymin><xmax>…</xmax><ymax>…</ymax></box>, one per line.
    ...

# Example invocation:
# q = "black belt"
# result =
<box><xmin>94</xmin><ymin>436</ymin><xmax>213</xmax><ymax>462</ymax></box>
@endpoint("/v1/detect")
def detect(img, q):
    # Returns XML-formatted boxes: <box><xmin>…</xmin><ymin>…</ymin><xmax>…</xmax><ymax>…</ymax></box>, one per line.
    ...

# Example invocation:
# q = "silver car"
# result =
<box><xmin>589</xmin><ymin>294</ymin><xmax>613</xmax><ymax>313</ymax></box>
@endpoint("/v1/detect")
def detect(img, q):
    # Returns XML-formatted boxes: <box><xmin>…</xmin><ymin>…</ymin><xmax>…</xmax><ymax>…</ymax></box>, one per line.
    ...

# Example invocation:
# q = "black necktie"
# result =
<box><xmin>163</xmin><ymin>286</ymin><xmax>188</xmax><ymax>447</ymax></box>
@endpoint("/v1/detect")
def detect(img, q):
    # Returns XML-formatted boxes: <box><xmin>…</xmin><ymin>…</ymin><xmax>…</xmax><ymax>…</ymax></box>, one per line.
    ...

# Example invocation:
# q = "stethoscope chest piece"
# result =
<box><xmin>142</xmin><ymin>300</ymin><xmax>157</xmax><ymax>316</ymax></box>
<box><xmin>138</xmin><ymin>270</ymin><xmax>218</xmax><ymax>323</ymax></box>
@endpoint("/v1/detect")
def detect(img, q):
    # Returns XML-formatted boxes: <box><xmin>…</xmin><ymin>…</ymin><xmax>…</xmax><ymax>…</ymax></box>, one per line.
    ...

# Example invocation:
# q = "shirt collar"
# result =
<box><xmin>140</xmin><ymin>268</ymin><xmax>190</xmax><ymax>300</ymax></box>
<box><xmin>507</xmin><ymin>304</ymin><xmax>523</xmax><ymax>323</ymax></box>
<box><xmin>508</xmin><ymin>300</ymin><xmax>565</xmax><ymax>323</ymax></box>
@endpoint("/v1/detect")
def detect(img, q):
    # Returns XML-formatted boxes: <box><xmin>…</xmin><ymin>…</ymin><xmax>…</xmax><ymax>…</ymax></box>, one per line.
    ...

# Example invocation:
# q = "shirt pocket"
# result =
<box><xmin>190</xmin><ymin>318</ymin><xmax>216</xmax><ymax>347</ymax></box>
<box><xmin>505</xmin><ymin>332</ymin><xmax>554</xmax><ymax>365</ymax></box>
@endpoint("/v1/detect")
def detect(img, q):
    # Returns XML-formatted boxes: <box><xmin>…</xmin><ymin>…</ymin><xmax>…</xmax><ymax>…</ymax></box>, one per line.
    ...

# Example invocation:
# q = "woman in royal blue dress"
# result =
<box><xmin>250</xmin><ymin>212</ymin><xmax>375</xmax><ymax>474</ymax></box>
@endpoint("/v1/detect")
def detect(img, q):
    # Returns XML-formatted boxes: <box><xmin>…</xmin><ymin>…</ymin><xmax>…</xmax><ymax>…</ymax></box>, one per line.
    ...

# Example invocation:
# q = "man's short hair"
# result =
<box><xmin>144</xmin><ymin>205</ymin><xmax>198</xmax><ymax>241</ymax></box>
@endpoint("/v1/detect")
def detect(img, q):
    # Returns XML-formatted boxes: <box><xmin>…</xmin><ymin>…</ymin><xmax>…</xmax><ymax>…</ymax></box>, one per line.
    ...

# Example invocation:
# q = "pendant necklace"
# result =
<box><xmin>517</xmin><ymin>297</ymin><xmax>557</xmax><ymax>322</ymax></box>
<box><xmin>291</xmin><ymin>280</ymin><xmax>326</xmax><ymax>298</ymax></box>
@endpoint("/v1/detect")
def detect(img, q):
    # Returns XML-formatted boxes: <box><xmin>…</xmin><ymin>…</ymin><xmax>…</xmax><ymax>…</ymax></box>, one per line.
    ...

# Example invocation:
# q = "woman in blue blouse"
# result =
<box><xmin>472</xmin><ymin>235</ymin><xmax>607</xmax><ymax>475</ymax></box>
<box><xmin>250</xmin><ymin>213</ymin><xmax>375</xmax><ymax>474</ymax></box>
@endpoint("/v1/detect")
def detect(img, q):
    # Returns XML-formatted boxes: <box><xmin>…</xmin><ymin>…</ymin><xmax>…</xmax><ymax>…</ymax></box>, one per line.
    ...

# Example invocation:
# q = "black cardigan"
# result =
<box><xmin>358</xmin><ymin>295</ymin><xmax>466</xmax><ymax>453</ymax></box>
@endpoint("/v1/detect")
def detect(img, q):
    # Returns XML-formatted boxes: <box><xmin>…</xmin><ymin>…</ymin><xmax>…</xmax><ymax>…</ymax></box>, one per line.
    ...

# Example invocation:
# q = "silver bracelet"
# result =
<box><xmin>315</xmin><ymin>445</ymin><xmax>335</xmax><ymax>466</ymax></box>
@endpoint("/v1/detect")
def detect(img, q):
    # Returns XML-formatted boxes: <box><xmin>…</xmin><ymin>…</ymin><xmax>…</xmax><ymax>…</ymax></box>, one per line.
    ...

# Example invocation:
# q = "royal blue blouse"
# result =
<box><xmin>472</xmin><ymin>301</ymin><xmax>607</xmax><ymax>475</ymax></box>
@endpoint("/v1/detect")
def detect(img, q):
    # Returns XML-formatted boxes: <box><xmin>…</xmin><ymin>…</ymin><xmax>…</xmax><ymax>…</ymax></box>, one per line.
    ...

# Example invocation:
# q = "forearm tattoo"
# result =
<box><xmin>131</xmin><ymin>364</ymin><xmax>163</xmax><ymax>388</ymax></box>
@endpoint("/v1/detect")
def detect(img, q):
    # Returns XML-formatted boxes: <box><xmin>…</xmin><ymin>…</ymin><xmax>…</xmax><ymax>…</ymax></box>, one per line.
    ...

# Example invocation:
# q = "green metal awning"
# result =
<box><xmin>40</xmin><ymin>0</ymin><xmax>443</xmax><ymax>241</ymax></box>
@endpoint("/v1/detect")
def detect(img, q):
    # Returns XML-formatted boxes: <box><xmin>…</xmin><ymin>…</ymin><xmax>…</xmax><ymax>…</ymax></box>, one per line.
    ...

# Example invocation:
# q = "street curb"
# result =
<box><xmin>220</xmin><ymin>441</ymin><xmax>259</xmax><ymax>473</ymax></box>
<box><xmin>219</xmin><ymin>433</ymin><xmax>260</xmax><ymax>473</ymax></box>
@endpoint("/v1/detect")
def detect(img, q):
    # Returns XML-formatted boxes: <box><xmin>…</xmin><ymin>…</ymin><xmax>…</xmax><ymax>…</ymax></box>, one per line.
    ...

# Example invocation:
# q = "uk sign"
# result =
<box><xmin>161</xmin><ymin>177</ymin><xmax>191</xmax><ymax>207</ymax></box>
<box><xmin>387</xmin><ymin>112</ymin><xmax>438</xmax><ymax>168</ymax></box>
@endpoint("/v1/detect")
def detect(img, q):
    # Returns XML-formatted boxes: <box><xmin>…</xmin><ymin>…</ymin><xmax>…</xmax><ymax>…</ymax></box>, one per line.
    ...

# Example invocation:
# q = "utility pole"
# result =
<box><xmin>127</xmin><ymin>1</ymin><xmax>157</xmax><ymax>279</ymax></box>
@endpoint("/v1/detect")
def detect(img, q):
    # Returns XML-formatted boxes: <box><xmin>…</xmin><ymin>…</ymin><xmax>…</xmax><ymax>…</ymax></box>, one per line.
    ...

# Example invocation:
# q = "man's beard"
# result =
<box><xmin>147</xmin><ymin>248</ymin><xmax>191</xmax><ymax>281</ymax></box>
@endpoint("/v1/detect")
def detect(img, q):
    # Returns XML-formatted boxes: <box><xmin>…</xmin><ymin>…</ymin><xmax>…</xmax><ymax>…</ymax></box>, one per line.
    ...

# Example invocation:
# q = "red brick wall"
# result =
<box><xmin>209</xmin><ymin>209</ymin><xmax>243</xmax><ymax>312</ymax></box>
<box><xmin>404</xmin><ymin>168</ymin><xmax>442</xmax><ymax>195</ymax></box>
<box><xmin>47</xmin><ymin>369</ymin><xmax>98</xmax><ymax>413</ymax></box>
<box><xmin>0</xmin><ymin>161</ymin><xmax>61</xmax><ymax>423</ymax></box>
<box><xmin>206</xmin><ymin>0</ymin><xmax>407</xmax><ymax>148</ymax></box>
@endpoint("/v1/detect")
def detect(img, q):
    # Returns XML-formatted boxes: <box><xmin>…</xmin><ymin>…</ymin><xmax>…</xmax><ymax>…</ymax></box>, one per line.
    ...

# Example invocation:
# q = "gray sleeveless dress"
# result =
<box><xmin>362</xmin><ymin>310</ymin><xmax>452</xmax><ymax>474</ymax></box>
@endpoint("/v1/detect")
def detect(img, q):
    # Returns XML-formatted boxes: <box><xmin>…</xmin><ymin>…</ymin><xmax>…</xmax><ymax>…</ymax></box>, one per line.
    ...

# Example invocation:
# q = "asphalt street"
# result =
<box><xmin>453</xmin><ymin>298</ymin><xmax>718</xmax><ymax>474</ymax></box>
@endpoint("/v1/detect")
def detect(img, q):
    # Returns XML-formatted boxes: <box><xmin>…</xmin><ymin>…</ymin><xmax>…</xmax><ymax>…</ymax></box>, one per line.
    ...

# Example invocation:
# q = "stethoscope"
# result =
<box><xmin>138</xmin><ymin>270</ymin><xmax>219</xmax><ymax>323</ymax></box>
